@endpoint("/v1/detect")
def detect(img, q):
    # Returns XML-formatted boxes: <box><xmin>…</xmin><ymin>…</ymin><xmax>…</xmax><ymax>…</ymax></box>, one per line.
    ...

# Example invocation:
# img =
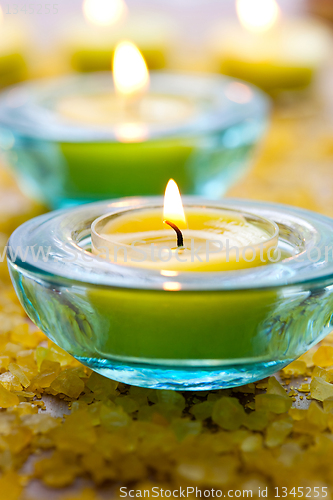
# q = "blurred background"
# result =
<box><xmin>0</xmin><ymin>0</ymin><xmax>325</xmax><ymax>77</ymax></box>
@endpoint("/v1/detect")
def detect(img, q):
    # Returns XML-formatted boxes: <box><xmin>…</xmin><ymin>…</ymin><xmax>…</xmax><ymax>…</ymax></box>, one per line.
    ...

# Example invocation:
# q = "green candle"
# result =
<box><xmin>209</xmin><ymin>1</ymin><xmax>330</xmax><ymax>93</ymax></box>
<box><xmin>66</xmin><ymin>8</ymin><xmax>175</xmax><ymax>73</ymax></box>
<box><xmin>9</xmin><ymin>196</ymin><xmax>332</xmax><ymax>390</ymax></box>
<box><xmin>84</xmin><ymin>181</ymin><xmax>280</xmax><ymax>359</ymax></box>
<box><xmin>59</xmin><ymin>139</ymin><xmax>195</xmax><ymax>201</ymax></box>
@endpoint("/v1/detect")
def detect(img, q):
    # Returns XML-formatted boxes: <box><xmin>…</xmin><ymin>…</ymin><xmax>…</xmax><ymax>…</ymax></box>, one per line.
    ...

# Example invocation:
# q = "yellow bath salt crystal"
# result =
<box><xmin>0</xmin><ymin>371</ymin><xmax>22</xmax><ymax>391</ymax></box>
<box><xmin>0</xmin><ymin>355</ymin><xmax>10</xmax><ymax>371</ymax></box>
<box><xmin>255</xmin><ymin>394</ymin><xmax>292</xmax><ymax>414</ymax></box>
<box><xmin>31</xmin><ymin>359</ymin><xmax>61</xmax><ymax>390</ymax></box>
<box><xmin>72</xmin><ymin>402</ymin><xmax>102</xmax><ymax>426</ymax></box>
<box><xmin>85</xmin><ymin>371</ymin><xmax>118</xmax><ymax>398</ymax></box>
<box><xmin>193</xmin><ymin>456</ymin><xmax>239</xmax><ymax>486</ymax></box>
<box><xmin>0</xmin><ymin>382</ymin><xmax>19</xmax><ymax>408</ymax></box>
<box><xmin>62</xmin><ymin>488</ymin><xmax>101</xmax><ymax>500</ymax></box>
<box><xmin>323</xmin><ymin>396</ymin><xmax>333</xmax><ymax>413</ymax></box>
<box><xmin>4</xmin><ymin>425</ymin><xmax>32</xmax><ymax>454</ymax></box>
<box><xmin>50</xmin><ymin>369</ymin><xmax>85</xmax><ymax>399</ymax></box>
<box><xmin>151</xmin><ymin>411</ymin><xmax>170</xmax><ymax>427</ymax></box>
<box><xmin>288</xmin><ymin>389</ymin><xmax>298</xmax><ymax>397</ymax></box>
<box><xmin>99</xmin><ymin>403</ymin><xmax>130</xmax><ymax>431</ymax></box>
<box><xmin>150</xmin><ymin>390</ymin><xmax>186</xmax><ymax>410</ymax></box>
<box><xmin>306</xmin><ymin>402</ymin><xmax>328</xmax><ymax>431</ymax></box>
<box><xmin>115</xmin><ymin>396</ymin><xmax>140</xmax><ymax>414</ymax></box>
<box><xmin>121</xmin><ymin>457</ymin><xmax>150</xmax><ymax>483</ymax></box>
<box><xmin>282</xmin><ymin>360</ymin><xmax>307</xmax><ymax>376</ymax></box>
<box><xmin>245</xmin><ymin>401</ymin><xmax>256</xmax><ymax>410</ymax></box>
<box><xmin>298</xmin><ymin>350</ymin><xmax>315</xmax><ymax>367</ymax></box>
<box><xmin>14</xmin><ymin>391</ymin><xmax>36</xmax><ymax>401</ymax></box>
<box><xmin>0</xmin><ymin>471</ymin><xmax>23</xmax><ymax>500</ymax></box>
<box><xmin>128</xmin><ymin>385</ymin><xmax>152</xmax><ymax>402</ymax></box>
<box><xmin>36</xmin><ymin>345</ymin><xmax>74</xmax><ymax>369</ymax></box>
<box><xmin>171</xmin><ymin>418</ymin><xmax>202</xmax><ymax>441</ymax></box>
<box><xmin>266</xmin><ymin>376</ymin><xmax>289</xmax><ymax>397</ymax></box>
<box><xmin>152</xmin><ymin>402</ymin><xmax>184</xmax><ymax>421</ymax></box>
<box><xmin>312</xmin><ymin>366</ymin><xmax>333</xmax><ymax>382</ymax></box>
<box><xmin>298</xmin><ymin>383</ymin><xmax>311</xmax><ymax>393</ymax></box>
<box><xmin>313</xmin><ymin>345</ymin><xmax>333</xmax><ymax>367</ymax></box>
<box><xmin>10</xmin><ymin>322</ymin><xmax>46</xmax><ymax>348</ymax></box>
<box><xmin>51</xmin><ymin>413</ymin><xmax>97</xmax><ymax>454</ymax></box>
<box><xmin>48</xmin><ymin>342</ymin><xmax>81</xmax><ymax>365</ymax></box>
<box><xmin>34</xmin><ymin>450</ymin><xmax>83</xmax><ymax>488</ymax></box>
<box><xmin>288</xmin><ymin>408</ymin><xmax>307</xmax><ymax>421</ymax></box>
<box><xmin>70</xmin><ymin>366</ymin><xmax>90</xmax><ymax>380</ymax></box>
<box><xmin>8</xmin><ymin>362</ymin><xmax>30</xmax><ymax>388</ymax></box>
<box><xmin>3</xmin><ymin>342</ymin><xmax>23</xmax><ymax>357</ymax></box>
<box><xmin>265</xmin><ymin>418</ymin><xmax>293</xmax><ymax>448</ymax></box>
<box><xmin>190</xmin><ymin>400</ymin><xmax>214</xmax><ymax>421</ymax></box>
<box><xmin>33</xmin><ymin>400</ymin><xmax>46</xmax><ymax>410</ymax></box>
<box><xmin>16</xmin><ymin>349</ymin><xmax>37</xmax><ymax>373</ymax></box>
<box><xmin>244</xmin><ymin>410</ymin><xmax>269</xmax><ymax>431</ymax></box>
<box><xmin>240</xmin><ymin>434</ymin><xmax>263</xmax><ymax>452</ymax></box>
<box><xmin>232</xmin><ymin>383</ymin><xmax>255</xmax><ymax>394</ymax></box>
<box><xmin>8</xmin><ymin>401</ymin><xmax>38</xmax><ymax>416</ymax></box>
<box><xmin>40</xmin><ymin>359</ymin><xmax>62</xmax><ymax>375</ymax></box>
<box><xmin>20</xmin><ymin>413</ymin><xmax>60</xmax><ymax>434</ymax></box>
<box><xmin>310</xmin><ymin>377</ymin><xmax>333</xmax><ymax>401</ymax></box>
<box><xmin>212</xmin><ymin>397</ymin><xmax>246</xmax><ymax>430</ymax></box>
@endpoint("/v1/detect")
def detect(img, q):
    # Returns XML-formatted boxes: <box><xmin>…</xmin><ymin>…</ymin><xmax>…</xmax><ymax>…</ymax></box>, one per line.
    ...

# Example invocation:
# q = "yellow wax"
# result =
<box><xmin>91</xmin><ymin>207</ymin><xmax>279</xmax><ymax>271</ymax></box>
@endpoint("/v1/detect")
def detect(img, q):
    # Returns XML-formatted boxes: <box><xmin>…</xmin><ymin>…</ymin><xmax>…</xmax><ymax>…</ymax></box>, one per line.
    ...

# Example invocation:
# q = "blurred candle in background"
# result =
<box><xmin>208</xmin><ymin>0</ymin><xmax>332</xmax><ymax>94</ymax></box>
<box><xmin>63</xmin><ymin>0</ymin><xmax>178</xmax><ymax>72</ymax></box>
<box><xmin>0</xmin><ymin>6</ymin><xmax>28</xmax><ymax>87</ymax></box>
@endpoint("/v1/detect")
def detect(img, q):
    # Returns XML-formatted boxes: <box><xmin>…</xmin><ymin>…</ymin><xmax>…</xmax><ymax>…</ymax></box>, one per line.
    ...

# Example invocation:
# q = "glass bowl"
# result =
<box><xmin>8</xmin><ymin>197</ymin><xmax>333</xmax><ymax>390</ymax></box>
<box><xmin>0</xmin><ymin>73</ymin><xmax>269</xmax><ymax>208</ymax></box>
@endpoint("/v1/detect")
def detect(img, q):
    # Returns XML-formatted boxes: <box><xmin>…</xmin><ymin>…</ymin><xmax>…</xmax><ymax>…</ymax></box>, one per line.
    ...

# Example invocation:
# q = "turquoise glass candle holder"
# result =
<box><xmin>7</xmin><ymin>197</ymin><xmax>333</xmax><ymax>390</ymax></box>
<box><xmin>0</xmin><ymin>73</ymin><xmax>269</xmax><ymax>208</ymax></box>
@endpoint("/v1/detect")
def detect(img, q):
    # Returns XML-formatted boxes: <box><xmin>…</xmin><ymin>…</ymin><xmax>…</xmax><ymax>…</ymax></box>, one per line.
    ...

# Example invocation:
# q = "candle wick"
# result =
<box><xmin>164</xmin><ymin>220</ymin><xmax>184</xmax><ymax>248</ymax></box>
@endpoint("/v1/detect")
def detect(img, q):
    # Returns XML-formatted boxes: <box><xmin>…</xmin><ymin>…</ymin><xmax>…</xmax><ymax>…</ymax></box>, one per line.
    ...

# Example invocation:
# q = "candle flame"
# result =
<box><xmin>83</xmin><ymin>0</ymin><xmax>127</xmax><ymax>26</ymax></box>
<box><xmin>163</xmin><ymin>179</ymin><xmax>186</xmax><ymax>229</ymax></box>
<box><xmin>114</xmin><ymin>123</ymin><xmax>148</xmax><ymax>143</ymax></box>
<box><xmin>163</xmin><ymin>282</ymin><xmax>182</xmax><ymax>291</ymax></box>
<box><xmin>161</xmin><ymin>270</ymin><xmax>179</xmax><ymax>277</ymax></box>
<box><xmin>113</xmin><ymin>41</ymin><xmax>149</xmax><ymax>97</ymax></box>
<box><xmin>236</xmin><ymin>0</ymin><xmax>279</xmax><ymax>33</ymax></box>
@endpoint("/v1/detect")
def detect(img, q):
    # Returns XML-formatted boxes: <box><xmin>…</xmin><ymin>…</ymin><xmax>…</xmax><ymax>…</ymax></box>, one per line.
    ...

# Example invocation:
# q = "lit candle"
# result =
<box><xmin>91</xmin><ymin>179</ymin><xmax>279</xmax><ymax>271</ymax></box>
<box><xmin>0</xmin><ymin>44</ymin><xmax>269</xmax><ymax>208</ymax></box>
<box><xmin>65</xmin><ymin>0</ymin><xmax>177</xmax><ymax>72</ymax></box>
<box><xmin>209</xmin><ymin>0</ymin><xmax>331</xmax><ymax>93</ymax></box>
<box><xmin>10</xmin><ymin>194</ymin><xmax>329</xmax><ymax>389</ymax></box>
<box><xmin>58</xmin><ymin>42</ymin><xmax>193</xmax><ymax>139</ymax></box>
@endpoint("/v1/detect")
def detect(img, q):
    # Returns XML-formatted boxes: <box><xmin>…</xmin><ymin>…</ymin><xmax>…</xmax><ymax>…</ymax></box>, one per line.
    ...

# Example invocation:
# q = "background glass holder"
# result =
<box><xmin>0</xmin><ymin>73</ymin><xmax>269</xmax><ymax>208</ymax></box>
<box><xmin>8</xmin><ymin>197</ymin><xmax>333</xmax><ymax>390</ymax></box>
